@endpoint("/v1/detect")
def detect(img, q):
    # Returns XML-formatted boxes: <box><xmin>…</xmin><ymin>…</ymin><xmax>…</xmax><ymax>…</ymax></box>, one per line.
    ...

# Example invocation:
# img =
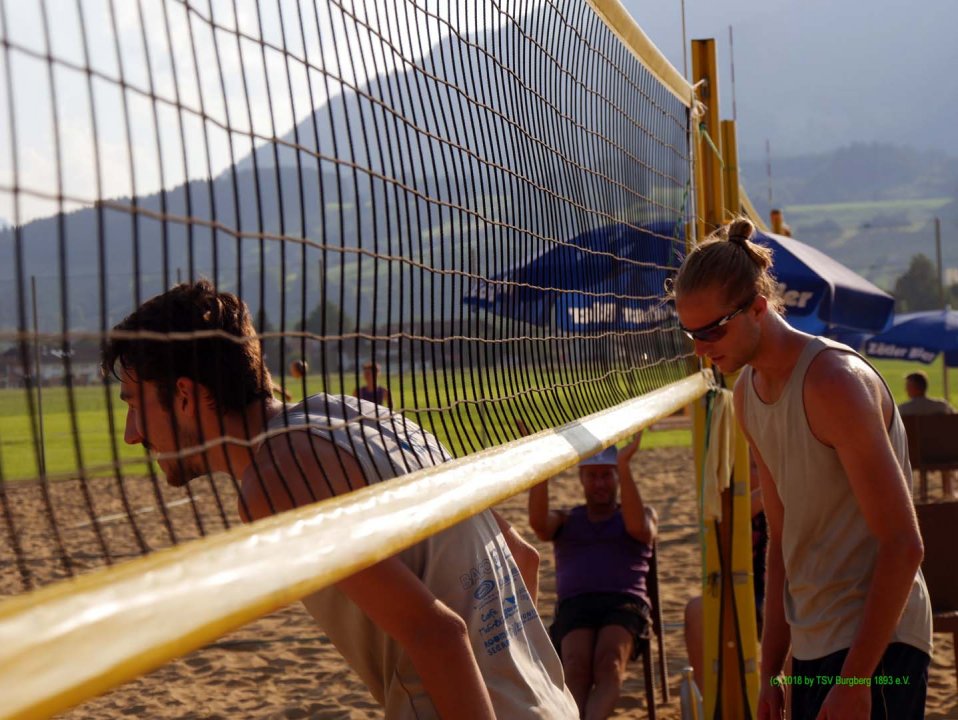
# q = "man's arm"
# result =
<box><xmin>617</xmin><ymin>432</ymin><xmax>657</xmax><ymax>544</ymax></box>
<box><xmin>528</xmin><ymin>478</ymin><xmax>566</xmax><ymax>542</ymax></box>
<box><xmin>515</xmin><ymin>419</ymin><xmax>566</xmax><ymax>542</ymax></box>
<box><xmin>805</xmin><ymin>352</ymin><xmax>925</xmax><ymax>716</ymax></box>
<box><xmin>241</xmin><ymin>434</ymin><xmax>495</xmax><ymax>719</ymax></box>
<box><xmin>337</xmin><ymin>560</ymin><xmax>495</xmax><ymax>719</ymax></box>
<box><xmin>734</xmin><ymin>384</ymin><xmax>788</xmax><ymax>720</ymax></box>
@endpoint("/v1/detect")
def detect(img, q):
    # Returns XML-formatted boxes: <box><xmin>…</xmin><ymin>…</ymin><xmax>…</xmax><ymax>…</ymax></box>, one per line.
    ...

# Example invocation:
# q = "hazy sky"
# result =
<box><xmin>2</xmin><ymin>0</ymin><xmax>954</xmax><ymax>225</ymax></box>
<box><xmin>0</xmin><ymin>0</ymin><xmax>499</xmax><ymax>224</ymax></box>
<box><xmin>622</xmin><ymin>0</ymin><xmax>957</xmax><ymax>161</ymax></box>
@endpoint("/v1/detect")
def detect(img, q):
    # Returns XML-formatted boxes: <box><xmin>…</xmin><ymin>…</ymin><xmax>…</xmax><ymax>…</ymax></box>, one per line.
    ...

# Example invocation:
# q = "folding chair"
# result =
<box><xmin>902</xmin><ymin>414</ymin><xmax>958</xmax><ymax>502</ymax></box>
<box><xmin>915</xmin><ymin>501</ymin><xmax>958</xmax><ymax>692</ymax></box>
<box><xmin>635</xmin><ymin>541</ymin><xmax>670</xmax><ymax>719</ymax></box>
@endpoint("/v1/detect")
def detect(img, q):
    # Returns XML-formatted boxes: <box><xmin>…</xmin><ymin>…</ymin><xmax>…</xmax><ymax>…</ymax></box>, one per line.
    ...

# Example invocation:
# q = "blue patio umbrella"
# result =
<box><xmin>753</xmin><ymin>231</ymin><xmax>895</xmax><ymax>334</ymax></box>
<box><xmin>464</xmin><ymin>221</ymin><xmax>683</xmax><ymax>332</ymax></box>
<box><xmin>864</xmin><ymin>309</ymin><xmax>958</xmax><ymax>368</ymax></box>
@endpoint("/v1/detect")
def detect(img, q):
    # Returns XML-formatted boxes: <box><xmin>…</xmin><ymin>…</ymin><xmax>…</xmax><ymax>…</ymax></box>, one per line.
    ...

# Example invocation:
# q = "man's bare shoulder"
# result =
<box><xmin>804</xmin><ymin>349</ymin><xmax>889</xmax><ymax>446</ymax></box>
<box><xmin>805</xmin><ymin>349</ymin><xmax>883</xmax><ymax>403</ymax></box>
<box><xmin>241</xmin><ymin>429</ymin><xmax>365</xmax><ymax>520</ymax></box>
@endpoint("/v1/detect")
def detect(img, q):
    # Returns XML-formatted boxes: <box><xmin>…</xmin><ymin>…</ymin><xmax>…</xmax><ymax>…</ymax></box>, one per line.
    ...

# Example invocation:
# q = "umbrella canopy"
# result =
<box><xmin>753</xmin><ymin>231</ymin><xmax>894</xmax><ymax>334</ymax></box>
<box><xmin>464</xmin><ymin>221</ymin><xmax>683</xmax><ymax>331</ymax></box>
<box><xmin>864</xmin><ymin>309</ymin><xmax>958</xmax><ymax>368</ymax></box>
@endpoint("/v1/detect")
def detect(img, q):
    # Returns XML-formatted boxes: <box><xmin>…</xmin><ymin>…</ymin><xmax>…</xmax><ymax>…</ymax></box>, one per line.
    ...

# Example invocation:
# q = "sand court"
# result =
<box><xmin>0</xmin><ymin>446</ymin><xmax>943</xmax><ymax>719</ymax></box>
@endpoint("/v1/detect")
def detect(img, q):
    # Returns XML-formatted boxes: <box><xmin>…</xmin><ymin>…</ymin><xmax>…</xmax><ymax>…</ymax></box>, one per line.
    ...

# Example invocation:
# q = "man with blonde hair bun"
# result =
<box><xmin>672</xmin><ymin>218</ymin><xmax>932</xmax><ymax>720</ymax></box>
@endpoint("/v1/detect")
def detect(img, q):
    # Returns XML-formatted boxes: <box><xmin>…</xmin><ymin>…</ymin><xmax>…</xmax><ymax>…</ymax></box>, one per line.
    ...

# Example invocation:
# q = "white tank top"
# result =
<box><xmin>739</xmin><ymin>338</ymin><xmax>933</xmax><ymax>660</ymax></box>
<box><xmin>266</xmin><ymin>393</ymin><xmax>577</xmax><ymax>718</ymax></box>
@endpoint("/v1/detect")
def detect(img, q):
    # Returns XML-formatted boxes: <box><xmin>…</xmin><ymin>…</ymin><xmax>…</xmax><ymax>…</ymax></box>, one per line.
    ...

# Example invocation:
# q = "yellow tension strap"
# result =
<box><xmin>0</xmin><ymin>371</ymin><xmax>713</xmax><ymax>720</ymax></box>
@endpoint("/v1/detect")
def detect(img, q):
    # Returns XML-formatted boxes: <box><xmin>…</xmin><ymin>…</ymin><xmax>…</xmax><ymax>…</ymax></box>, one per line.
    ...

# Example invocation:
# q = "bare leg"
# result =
<box><xmin>684</xmin><ymin>595</ymin><xmax>704</xmax><ymax>691</ymax></box>
<box><xmin>584</xmin><ymin>624</ymin><xmax>633</xmax><ymax>720</ymax></box>
<box><xmin>561</xmin><ymin>628</ymin><xmax>596</xmax><ymax>716</ymax></box>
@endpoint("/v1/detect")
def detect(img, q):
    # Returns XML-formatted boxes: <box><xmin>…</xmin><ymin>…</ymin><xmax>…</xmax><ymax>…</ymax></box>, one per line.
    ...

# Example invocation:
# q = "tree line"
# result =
<box><xmin>892</xmin><ymin>253</ymin><xmax>958</xmax><ymax>313</ymax></box>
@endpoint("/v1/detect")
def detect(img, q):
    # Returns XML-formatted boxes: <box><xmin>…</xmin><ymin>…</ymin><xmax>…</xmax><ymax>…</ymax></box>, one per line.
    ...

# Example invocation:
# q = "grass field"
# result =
<box><xmin>0</xmin><ymin>362</ymin><xmax>693</xmax><ymax>481</ymax></box>
<box><xmin>1</xmin><ymin>356</ymin><xmax>947</xmax><ymax>482</ymax></box>
<box><xmin>784</xmin><ymin>197</ymin><xmax>952</xmax><ymax>232</ymax></box>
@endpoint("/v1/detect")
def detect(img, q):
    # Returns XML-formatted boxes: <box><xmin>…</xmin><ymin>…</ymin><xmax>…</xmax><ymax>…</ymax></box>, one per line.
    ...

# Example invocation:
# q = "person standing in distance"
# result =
<box><xmin>671</xmin><ymin>218</ymin><xmax>932</xmax><ymax>720</ymax></box>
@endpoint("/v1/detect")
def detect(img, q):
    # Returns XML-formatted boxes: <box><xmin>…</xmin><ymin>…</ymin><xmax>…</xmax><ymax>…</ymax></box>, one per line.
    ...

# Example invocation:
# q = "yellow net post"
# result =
<box><xmin>720</xmin><ymin>119</ymin><xmax>761</xmax><ymax>716</ymax></box>
<box><xmin>692</xmin><ymin>39</ymin><xmax>725</xmax><ymax>236</ymax></box>
<box><xmin>721</xmin><ymin>120</ymin><xmax>741</xmax><ymax>223</ymax></box>
<box><xmin>690</xmin><ymin>38</ymin><xmax>759</xmax><ymax>720</ymax></box>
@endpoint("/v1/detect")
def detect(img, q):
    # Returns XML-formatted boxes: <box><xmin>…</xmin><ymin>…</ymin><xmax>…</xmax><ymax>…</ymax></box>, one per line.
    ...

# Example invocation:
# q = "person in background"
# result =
<box><xmin>899</xmin><ymin>370</ymin><xmax>956</xmax><ymax>497</ymax></box>
<box><xmin>355</xmin><ymin>360</ymin><xmax>392</xmax><ymax>410</ymax></box>
<box><xmin>899</xmin><ymin>371</ymin><xmax>955</xmax><ymax>417</ymax></box>
<box><xmin>769</xmin><ymin>208</ymin><xmax>792</xmax><ymax>237</ymax></box>
<box><xmin>527</xmin><ymin>431</ymin><xmax>657</xmax><ymax>720</ymax></box>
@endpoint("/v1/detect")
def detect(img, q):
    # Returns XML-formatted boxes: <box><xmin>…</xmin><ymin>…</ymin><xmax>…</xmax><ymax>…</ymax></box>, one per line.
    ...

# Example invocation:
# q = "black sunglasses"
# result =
<box><xmin>680</xmin><ymin>295</ymin><xmax>756</xmax><ymax>342</ymax></box>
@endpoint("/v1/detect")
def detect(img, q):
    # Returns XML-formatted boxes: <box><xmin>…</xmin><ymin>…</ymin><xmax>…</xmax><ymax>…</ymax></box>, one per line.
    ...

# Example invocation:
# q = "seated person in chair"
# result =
<box><xmin>527</xmin><ymin>431</ymin><xmax>657</xmax><ymax>720</ymax></box>
<box><xmin>899</xmin><ymin>371</ymin><xmax>956</xmax><ymax>497</ymax></box>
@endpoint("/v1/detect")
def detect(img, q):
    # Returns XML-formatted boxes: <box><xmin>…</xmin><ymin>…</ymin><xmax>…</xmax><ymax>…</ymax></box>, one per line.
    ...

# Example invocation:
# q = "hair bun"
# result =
<box><xmin>726</xmin><ymin>217</ymin><xmax>755</xmax><ymax>248</ymax></box>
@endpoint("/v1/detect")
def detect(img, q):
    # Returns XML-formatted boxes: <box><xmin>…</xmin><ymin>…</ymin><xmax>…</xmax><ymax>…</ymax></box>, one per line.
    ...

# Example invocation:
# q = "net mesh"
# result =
<box><xmin>0</xmin><ymin>0</ymin><xmax>693</xmax><ymax>595</ymax></box>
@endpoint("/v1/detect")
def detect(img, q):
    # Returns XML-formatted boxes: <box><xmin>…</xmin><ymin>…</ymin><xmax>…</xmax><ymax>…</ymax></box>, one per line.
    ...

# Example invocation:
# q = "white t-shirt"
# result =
<box><xmin>266</xmin><ymin>393</ymin><xmax>577</xmax><ymax>719</ymax></box>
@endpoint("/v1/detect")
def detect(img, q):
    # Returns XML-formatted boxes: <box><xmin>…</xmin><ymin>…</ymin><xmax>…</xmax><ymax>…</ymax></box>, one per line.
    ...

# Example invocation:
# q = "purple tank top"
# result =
<box><xmin>553</xmin><ymin>506</ymin><xmax>651</xmax><ymax>606</ymax></box>
<box><xmin>357</xmin><ymin>386</ymin><xmax>388</xmax><ymax>406</ymax></box>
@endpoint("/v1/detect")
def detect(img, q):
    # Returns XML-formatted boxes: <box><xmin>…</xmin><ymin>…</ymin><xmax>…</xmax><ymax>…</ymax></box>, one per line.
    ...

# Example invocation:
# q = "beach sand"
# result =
<box><xmin>8</xmin><ymin>446</ymin><xmax>954</xmax><ymax>719</ymax></box>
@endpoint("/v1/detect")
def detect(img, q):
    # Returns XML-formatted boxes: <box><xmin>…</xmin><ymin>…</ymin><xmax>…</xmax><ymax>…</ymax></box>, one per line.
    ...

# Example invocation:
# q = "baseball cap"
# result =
<box><xmin>579</xmin><ymin>445</ymin><xmax>618</xmax><ymax>467</ymax></box>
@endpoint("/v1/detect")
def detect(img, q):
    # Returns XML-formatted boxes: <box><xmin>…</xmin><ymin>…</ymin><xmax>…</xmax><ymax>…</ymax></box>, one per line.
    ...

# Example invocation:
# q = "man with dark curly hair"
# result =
<box><xmin>104</xmin><ymin>279</ymin><xmax>577</xmax><ymax>720</ymax></box>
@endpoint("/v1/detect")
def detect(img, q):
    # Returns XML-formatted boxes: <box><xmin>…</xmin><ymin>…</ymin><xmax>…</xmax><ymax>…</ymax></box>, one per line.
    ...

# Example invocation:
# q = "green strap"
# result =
<box><xmin>698</xmin><ymin>122</ymin><xmax>725</xmax><ymax>168</ymax></box>
<box><xmin>699</xmin><ymin>389</ymin><xmax>715</xmax><ymax>586</ymax></box>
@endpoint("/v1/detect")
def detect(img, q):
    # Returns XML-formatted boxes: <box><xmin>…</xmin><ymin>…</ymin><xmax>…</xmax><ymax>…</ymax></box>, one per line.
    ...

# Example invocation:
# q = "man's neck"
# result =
<box><xmin>748</xmin><ymin>314</ymin><xmax>813</xmax><ymax>387</ymax></box>
<box><xmin>585</xmin><ymin>503</ymin><xmax>617</xmax><ymax>522</ymax></box>
<box><xmin>209</xmin><ymin>397</ymin><xmax>287</xmax><ymax>478</ymax></box>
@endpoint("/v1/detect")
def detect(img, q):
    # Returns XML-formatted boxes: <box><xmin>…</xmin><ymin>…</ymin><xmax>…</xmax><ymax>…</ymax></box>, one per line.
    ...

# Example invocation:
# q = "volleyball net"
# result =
<box><xmin>0</xmin><ymin>0</ymin><xmax>704</xmax><ymax>714</ymax></box>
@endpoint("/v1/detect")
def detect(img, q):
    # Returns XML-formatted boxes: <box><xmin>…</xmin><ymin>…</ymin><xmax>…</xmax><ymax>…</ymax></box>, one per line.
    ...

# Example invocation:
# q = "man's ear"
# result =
<box><xmin>173</xmin><ymin>377</ymin><xmax>198</xmax><ymax>416</ymax></box>
<box><xmin>174</xmin><ymin>377</ymin><xmax>216</xmax><ymax>414</ymax></box>
<box><xmin>752</xmin><ymin>294</ymin><xmax>769</xmax><ymax>319</ymax></box>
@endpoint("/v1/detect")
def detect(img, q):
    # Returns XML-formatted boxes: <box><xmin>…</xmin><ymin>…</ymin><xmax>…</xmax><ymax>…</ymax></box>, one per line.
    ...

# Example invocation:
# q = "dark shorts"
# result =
<box><xmin>791</xmin><ymin>642</ymin><xmax>930</xmax><ymax>720</ymax></box>
<box><xmin>549</xmin><ymin>592</ymin><xmax>651</xmax><ymax>662</ymax></box>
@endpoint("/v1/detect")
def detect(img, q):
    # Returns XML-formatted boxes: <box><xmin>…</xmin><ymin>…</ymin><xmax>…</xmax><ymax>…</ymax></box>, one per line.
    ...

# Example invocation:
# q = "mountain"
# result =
<box><xmin>0</xmin><ymin>7</ymin><xmax>688</xmax><ymax>336</ymax></box>
<box><xmin>741</xmin><ymin>143</ymin><xmax>958</xmax><ymax>209</ymax></box>
<box><xmin>741</xmin><ymin>144</ymin><xmax>958</xmax><ymax>290</ymax></box>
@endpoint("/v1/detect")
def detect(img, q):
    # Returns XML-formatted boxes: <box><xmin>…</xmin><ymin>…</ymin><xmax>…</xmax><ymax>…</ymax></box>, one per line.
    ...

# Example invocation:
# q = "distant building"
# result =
<box><xmin>0</xmin><ymin>343</ymin><xmax>102</xmax><ymax>388</ymax></box>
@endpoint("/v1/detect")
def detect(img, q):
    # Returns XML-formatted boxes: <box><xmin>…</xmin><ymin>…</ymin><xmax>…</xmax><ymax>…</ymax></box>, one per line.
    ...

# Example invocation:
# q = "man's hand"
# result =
<box><xmin>757</xmin><ymin>681</ymin><xmax>785</xmax><ymax>720</ymax></box>
<box><xmin>617</xmin><ymin>431</ymin><xmax>643</xmax><ymax>469</ymax></box>
<box><xmin>815</xmin><ymin>684</ymin><xmax>870</xmax><ymax>720</ymax></box>
<box><xmin>618</xmin><ymin>431</ymin><xmax>654</xmax><ymax>544</ymax></box>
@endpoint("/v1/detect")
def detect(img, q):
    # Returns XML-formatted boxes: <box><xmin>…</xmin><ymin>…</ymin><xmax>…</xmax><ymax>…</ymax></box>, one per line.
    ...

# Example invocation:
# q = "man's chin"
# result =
<box><xmin>159</xmin><ymin>462</ymin><xmax>198</xmax><ymax>488</ymax></box>
<box><xmin>710</xmin><ymin>356</ymin><xmax>743</xmax><ymax>374</ymax></box>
